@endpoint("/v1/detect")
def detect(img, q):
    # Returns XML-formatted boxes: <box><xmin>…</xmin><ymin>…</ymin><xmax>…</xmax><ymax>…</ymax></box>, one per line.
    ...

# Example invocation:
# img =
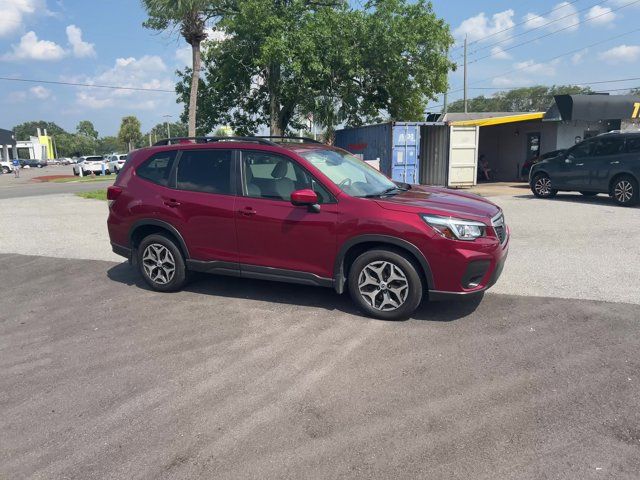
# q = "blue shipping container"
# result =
<box><xmin>335</xmin><ymin>122</ymin><xmax>436</xmax><ymax>184</ymax></box>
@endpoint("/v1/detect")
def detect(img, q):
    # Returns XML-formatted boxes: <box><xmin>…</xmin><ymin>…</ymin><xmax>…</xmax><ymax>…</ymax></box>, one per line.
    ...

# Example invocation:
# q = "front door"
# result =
<box><xmin>554</xmin><ymin>140</ymin><xmax>593</xmax><ymax>190</ymax></box>
<box><xmin>165</xmin><ymin>148</ymin><xmax>238</xmax><ymax>264</ymax></box>
<box><xmin>235</xmin><ymin>150</ymin><xmax>338</xmax><ymax>280</ymax></box>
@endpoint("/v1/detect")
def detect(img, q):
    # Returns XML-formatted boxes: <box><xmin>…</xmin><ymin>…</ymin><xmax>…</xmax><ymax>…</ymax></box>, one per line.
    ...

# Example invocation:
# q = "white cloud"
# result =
<box><xmin>1</xmin><ymin>30</ymin><xmax>66</xmax><ymax>61</ymax></box>
<box><xmin>571</xmin><ymin>49</ymin><xmax>588</xmax><ymax>65</ymax></box>
<box><xmin>523</xmin><ymin>2</ymin><xmax>580</xmax><ymax>32</ymax></box>
<box><xmin>514</xmin><ymin>59</ymin><xmax>559</xmax><ymax>75</ymax></box>
<box><xmin>453</xmin><ymin>10</ymin><xmax>515</xmax><ymax>44</ymax></box>
<box><xmin>66</xmin><ymin>24</ymin><xmax>96</xmax><ymax>58</ymax></box>
<box><xmin>30</xmin><ymin>85</ymin><xmax>51</xmax><ymax>98</ymax></box>
<box><xmin>598</xmin><ymin>44</ymin><xmax>640</xmax><ymax>64</ymax></box>
<box><xmin>585</xmin><ymin>6</ymin><xmax>616</xmax><ymax>26</ymax></box>
<box><xmin>73</xmin><ymin>55</ymin><xmax>173</xmax><ymax>110</ymax></box>
<box><xmin>0</xmin><ymin>0</ymin><xmax>47</xmax><ymax>37</ymax></box>
<box><xmin>490</xmin><ymin>46</ymin><xmax>511</xmax><ymax>60</ymax></box>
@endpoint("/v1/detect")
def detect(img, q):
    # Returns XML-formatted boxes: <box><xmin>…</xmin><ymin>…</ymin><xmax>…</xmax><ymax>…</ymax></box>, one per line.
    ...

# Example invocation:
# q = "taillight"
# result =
<box><xmin>107</xmin><ymin>186</ymin><xmax>122</xmax><ymax>200</ymax></box>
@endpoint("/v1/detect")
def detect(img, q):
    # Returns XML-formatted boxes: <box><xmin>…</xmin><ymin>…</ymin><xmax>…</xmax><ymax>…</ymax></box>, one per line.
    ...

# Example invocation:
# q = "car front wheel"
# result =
<box><xmin>348</xmin><ymin>249</ymin><xmax>423</xmax><ymax>320</ymax></box>
<box><xmin>137</xmin><ymin>234</ymin><xmax>188</xmax><ymax>292</ymax></box>
<box><xmin>611</xmin><ymin>175</ymin><xmax>639</xmax><ymax>207</ymax></box>
<box><xmin>531</xmin><ymin>173</ymin><xmax>558</xmax><ymax>198</ymax></box>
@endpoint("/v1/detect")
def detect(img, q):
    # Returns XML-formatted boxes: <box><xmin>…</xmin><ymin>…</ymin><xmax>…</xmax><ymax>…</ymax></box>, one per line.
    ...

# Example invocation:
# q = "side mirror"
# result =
<box><xmin>290</xmin><ymin>189</ymin><xmax>320</xmax><ymax>212</ymax></box>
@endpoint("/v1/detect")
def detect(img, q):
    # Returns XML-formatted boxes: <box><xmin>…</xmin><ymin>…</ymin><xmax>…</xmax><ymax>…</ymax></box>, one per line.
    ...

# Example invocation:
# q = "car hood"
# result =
<box><xmin>374</xmin><ymin>185</ymin><xmax>500</xmax><ymax>221</ymax></box>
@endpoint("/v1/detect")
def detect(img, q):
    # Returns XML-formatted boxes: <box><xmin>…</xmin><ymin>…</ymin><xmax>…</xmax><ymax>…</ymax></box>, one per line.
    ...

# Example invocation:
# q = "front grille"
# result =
<box><xmin>492</xmin><ymin>212</ymin><xmax>507</xmax><ymax>244</ymax></box>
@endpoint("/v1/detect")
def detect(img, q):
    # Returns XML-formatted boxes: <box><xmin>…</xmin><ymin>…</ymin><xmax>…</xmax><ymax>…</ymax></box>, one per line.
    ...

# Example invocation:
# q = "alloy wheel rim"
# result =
<box><xmin>142</xmin><ymin>243</ymin><xmax>176</xmax><ymax>285</ymax></box>
<box><xmin>358</xmin><ymin>260</ymin><xmax>409</xmax><ymax>311</ymax></box>
<box><xmin>535</xmin><ymin>177</ymin><xmax>551</xmax><ymax>196</ymax></box>
<box><xmin>614</xmin><ymin>180</ymin><xmax>633</xmax><ymax>203</ymax></box>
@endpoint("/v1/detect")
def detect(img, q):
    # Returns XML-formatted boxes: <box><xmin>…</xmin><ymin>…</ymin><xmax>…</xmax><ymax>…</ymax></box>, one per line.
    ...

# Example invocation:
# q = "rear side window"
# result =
<box><xmin>176</xmin><ymin>149</ymin><xmax>233</xmax><ymax>194</ymax></box>
<box><xmin>137</xmin><ymin>151</ymin><xmax>176</xmax><ymax>186</ymax></box>
<box><xmin>626</xmin><ymin>136</ymin><xmax>640</xmax><ymax>154</ymax></box>
<box><xmin>592</xmin><ymin>137</ymin><xmax>626</xmax><ymax>157</ymax></box>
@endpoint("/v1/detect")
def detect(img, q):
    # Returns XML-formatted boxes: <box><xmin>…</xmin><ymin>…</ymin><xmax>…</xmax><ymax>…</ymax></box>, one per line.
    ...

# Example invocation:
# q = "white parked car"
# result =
<box><xmin>73</xmin><ymin>156</ymin><xmax>109</xmax><ymax>176</ymax></box>
<box><xmin>107</xmin><ymin>154</ymin><xmax>128</xmax><ymax>173</ymax></box>
<box><xmin>1</xmin><ymin>160</ymin><xmax>11</xmax><ymax>174</ymax></box>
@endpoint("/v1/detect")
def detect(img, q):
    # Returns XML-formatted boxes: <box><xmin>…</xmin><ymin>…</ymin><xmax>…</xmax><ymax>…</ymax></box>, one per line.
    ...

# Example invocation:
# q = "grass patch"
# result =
<box><xmin>76</xmin><ymin>189</ymin><xmax>107</xmax><ymax>201</ymax></box>
<box><xmin>52</xmin><ymin>175</ymin><xmax>115</xmax><ymax>183</ymax></box>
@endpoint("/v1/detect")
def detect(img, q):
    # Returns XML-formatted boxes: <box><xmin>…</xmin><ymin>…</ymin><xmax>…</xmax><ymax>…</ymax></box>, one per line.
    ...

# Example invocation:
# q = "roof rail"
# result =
<box><xmin>153</xmin><ymin>136</ymin><xmax>277</xmax><ymax>146</ymax></box>
<box><xmin>254</xmin><ymin>136</ymin><xmax>322</xmax><ymax>144</ymax></box>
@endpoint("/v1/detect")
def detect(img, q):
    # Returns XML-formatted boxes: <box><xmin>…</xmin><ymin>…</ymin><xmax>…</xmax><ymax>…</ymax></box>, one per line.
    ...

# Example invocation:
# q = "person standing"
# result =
<box><xmin>12</xmin><ymin>158</ymin><xmax>20</xmax><ymax>178</ymax></box>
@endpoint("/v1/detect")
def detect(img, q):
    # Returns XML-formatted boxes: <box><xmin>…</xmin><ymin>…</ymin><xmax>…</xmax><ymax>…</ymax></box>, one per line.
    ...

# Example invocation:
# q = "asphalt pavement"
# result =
<box><xmin>1</xmin><ymin>253</ymin><xmax>639</xmax><ymax>479</ymax></box>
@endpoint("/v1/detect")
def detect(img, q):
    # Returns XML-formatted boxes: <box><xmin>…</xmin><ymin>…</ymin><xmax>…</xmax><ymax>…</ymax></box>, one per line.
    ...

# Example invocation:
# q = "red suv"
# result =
<box><xmin>107</xmin><ymin>137</ymin><xmax>509</xmax><ymax>320</ymax></box>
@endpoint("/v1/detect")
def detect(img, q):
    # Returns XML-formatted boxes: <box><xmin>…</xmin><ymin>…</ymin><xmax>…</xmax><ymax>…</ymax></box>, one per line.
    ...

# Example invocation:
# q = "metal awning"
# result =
<box><xmin>448</xmin><ymin>112</ymin><xmax>545</xmax><ymax>127</ymax></box>
<box><xmin>544</xmin><ymin>94</ymin><xmax>640</xmax><ymax>121</ymax></box>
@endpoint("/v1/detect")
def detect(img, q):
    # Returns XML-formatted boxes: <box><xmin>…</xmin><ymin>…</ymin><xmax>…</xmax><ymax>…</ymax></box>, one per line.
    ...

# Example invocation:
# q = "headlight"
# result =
<box><xmin>421</xmin><ymin>214</ymin><xmax>486</xmax><ymax>241</ymax></box>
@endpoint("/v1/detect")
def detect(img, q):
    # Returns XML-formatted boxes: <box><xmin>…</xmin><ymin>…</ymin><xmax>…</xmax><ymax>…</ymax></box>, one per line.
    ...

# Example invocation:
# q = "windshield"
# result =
<box><xmin>299</xmin><ymin>148</ymin><xmax>398</xmax><ymax>197</ymax></box>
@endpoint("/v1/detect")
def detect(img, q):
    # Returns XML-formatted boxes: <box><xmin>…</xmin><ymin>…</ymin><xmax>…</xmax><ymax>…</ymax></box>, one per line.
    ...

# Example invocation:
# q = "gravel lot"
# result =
<box><xmin>1</xmin><ymin>182</ymin><xmax>639</xmax><ymax>479</ymax></box>
<box><xmin>0</xmin><ymin>190</ymin><xmax>638</xmax><ymax>303</ymax></box>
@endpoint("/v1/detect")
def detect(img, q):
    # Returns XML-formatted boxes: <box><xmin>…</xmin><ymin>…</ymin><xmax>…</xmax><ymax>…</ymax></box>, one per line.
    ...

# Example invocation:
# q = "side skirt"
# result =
<box><xmin>186</xmin><ymin>260</ymin><xmax>334</xmax><ymax>288</ymax></box>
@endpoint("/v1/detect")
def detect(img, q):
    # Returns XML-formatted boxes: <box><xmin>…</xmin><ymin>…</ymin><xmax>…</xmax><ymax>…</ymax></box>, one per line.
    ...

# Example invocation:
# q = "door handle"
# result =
<box><xmin>576</xmin><ymin>163</ymin><xmax>584</xmax><ymax>166</ymax></box>
<box><xmin>610</xmin><ymin>161</ymin><xmax>620</xmax><ymax>165</ymax></box>
<box><xmin>238</xmin><ymin>207</ymin><xmax>256</xmax><ymax>216</ymax></box>
<box><xmin>163</xmin><ymin>199</ymin><xmax>181</xmax><ymax>207</ymax></box>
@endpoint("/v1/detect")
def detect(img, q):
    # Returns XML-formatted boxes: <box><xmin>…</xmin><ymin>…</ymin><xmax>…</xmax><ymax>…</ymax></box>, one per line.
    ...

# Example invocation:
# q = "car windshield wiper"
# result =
<box><xmin>361</xmin><ymin>186</ymin><xmax>406</xmax><ymax>198</ymax></box>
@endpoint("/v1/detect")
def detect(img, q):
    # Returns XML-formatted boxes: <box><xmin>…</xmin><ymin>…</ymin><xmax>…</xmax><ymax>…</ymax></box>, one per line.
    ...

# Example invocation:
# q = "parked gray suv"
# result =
<box><xmin>530</xmin><ymin>132</ymin><xmax>640</xmax><ymax>206</ymax></box>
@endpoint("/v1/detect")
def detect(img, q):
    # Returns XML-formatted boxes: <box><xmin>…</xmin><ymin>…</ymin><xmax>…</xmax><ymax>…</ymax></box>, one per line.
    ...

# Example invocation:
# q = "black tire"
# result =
<box><xmin>610</xmin><ymin>175</ymin><xmax>639</xmax><ymax>207</ymax></box>
<box><xmin>2</xmin><ymin>167</ymin><xmax>10</xmax><ymax>174</ymax></box>
<box><xmin>348</xmin><ymin>249</ymin><xmax>423</xmax><ymax>320</ymax></box>
<box><xmin>531</xmin><ymin>173</ymin><xmax>558</xmax><ymax>198</ymax></box>
<box><xmin>580</xmin><ymin>191</ymin><xmax>598</xmax><ymax>196</ymax></box>
<box><xmin>73</xmin><ymin>170</ymin><xmax>79</xmax><ymax>176</ymax></box>
<box><xmin>137</xmin><ymin>233</ymin><xmax>188</xmax><ymax>292</ymax></box>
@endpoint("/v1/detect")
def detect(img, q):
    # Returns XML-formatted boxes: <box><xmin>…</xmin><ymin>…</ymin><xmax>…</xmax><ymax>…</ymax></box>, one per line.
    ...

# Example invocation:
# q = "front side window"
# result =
<box><xmin>176</xmin><ymin>149</ymin><xmax>233</xmax><ymax>194</ymax></box>
<box><xmin>592</xmin><ymin>137</ymin><xmax>626</xmax><ymax>157</ymax></box>
<box><xmin>137</xmin><ymin>151</ymin><xmax>176</xmax><ymax>186</ymax></box>
<box><xmin>567</xmin><ymin>141</ymin><xmax>593</xmax><ymax>159</ymax></box>
<box><xmin>299</xmin><ymin>148</ymin><xmax>397</xmax><ymax>197</ymax></box>
<box><xmin>242</xmin><ymin>151</ymin><xmax>332</xmax><ymax>203</ymax></box>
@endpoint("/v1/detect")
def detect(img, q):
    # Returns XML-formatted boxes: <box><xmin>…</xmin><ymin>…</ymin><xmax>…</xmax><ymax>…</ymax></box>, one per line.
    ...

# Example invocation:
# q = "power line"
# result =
<box><xmin>466</xmin><ymin>0</ymin><xmax>640</xmax><ymax>65</ymax></box>
<box><xmin>0</xmin><ymin>76</ymin><xmax>175</xmax><ymax>93</ymax></box>
<box><xmin>428</xmin><ymin>26</ymin><xmax>640</xmax><ymax>110</ymax></box>
<box><xmin>450</xmin><ymin>0</ymin><xmax>583</xmax><ymax>52</ymax></box>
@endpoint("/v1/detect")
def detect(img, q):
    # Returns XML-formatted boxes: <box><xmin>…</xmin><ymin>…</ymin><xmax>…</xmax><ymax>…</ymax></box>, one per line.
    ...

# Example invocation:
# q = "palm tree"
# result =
<box><xmin>142</xmin><ymin>0</ymin><xmax>229</xmax><ymax>137</ymax></box>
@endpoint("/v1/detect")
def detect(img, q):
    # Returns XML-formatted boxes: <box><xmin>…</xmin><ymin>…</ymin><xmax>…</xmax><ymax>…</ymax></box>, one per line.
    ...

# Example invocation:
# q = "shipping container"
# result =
<box><xmin>335</xmin><ymin>121</ymin><xmax>451</xmax><ymax>186</ymax></box>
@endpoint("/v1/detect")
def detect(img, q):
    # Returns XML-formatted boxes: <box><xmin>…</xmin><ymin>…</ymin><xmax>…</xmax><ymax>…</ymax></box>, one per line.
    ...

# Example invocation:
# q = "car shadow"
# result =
<box><xmin>514</xmin><ymin>192</ymin><xmax>638</xmax><ymax>207</ymax></box>
<box><xmin>106</xmin><ymin>262</ymin><xmax>483</xmax><ymax>323</ymax></box>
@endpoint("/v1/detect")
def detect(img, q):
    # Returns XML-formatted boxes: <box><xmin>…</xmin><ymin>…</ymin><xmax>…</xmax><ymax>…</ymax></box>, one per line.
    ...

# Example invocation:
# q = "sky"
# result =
<box><xmin>0</xmin><ymin>0</ymin><xmax>639</xmax><ymax>137</ymax></box>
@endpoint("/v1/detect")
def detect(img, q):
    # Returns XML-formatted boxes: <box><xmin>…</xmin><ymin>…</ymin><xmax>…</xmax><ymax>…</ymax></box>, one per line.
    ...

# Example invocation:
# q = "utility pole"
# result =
<box><xmin>443</xmin><ymin>91</ymin><xmax>448</xmax><ymax>114</ymax></box>
<box><xmin>163</xmin><ymin>114</ymin><xmax>172</xmax><ymax>139</ymax></box>
<box><xmin>463</xmin><ymin>35</ymin><xmax>468</xmax><ymax>114</ymax></box>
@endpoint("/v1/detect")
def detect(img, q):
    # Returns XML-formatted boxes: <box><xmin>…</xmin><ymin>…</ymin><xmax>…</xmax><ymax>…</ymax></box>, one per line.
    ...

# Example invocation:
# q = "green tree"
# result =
<box><xmin>118</xmin><ymin>116</ymin><xmax>143</xmax><ymax>152</ymax></box>
<box><xmin>56</xmin><ymin>133</ymin><xmax>97</xmax><ymax>157</ymax></box>
<box><xmin>146</xmin><ymin>121</ymin><xmax>188</xmax><ymax>143</ymax></box>
<box><xmin>179</xmin><ymin>0</ymin><xmax>454</xmax><ymax>137</ymax></box>
<box><xmin>447</xmin><ymin>85</ymin><xmax>594</xmax><ymax>113</ymax></box>
<box><xmin>13</xmin><ymin>121</ymin><xmax>66</xmax><ymax>140</ymax></box>
<box><xmin>142</xmin><ymin>0</ymin><xmax>231</xmax><ymax>137</ymax></box>
<box><xmin>96</xmin><ymin>136</ymin><xmax>123</xmax><ymax>155</ymax></box>
<box><xmin>76</xmin><ymin>120</ymin><xmax>99</xmax><ymax>139</ymax></box>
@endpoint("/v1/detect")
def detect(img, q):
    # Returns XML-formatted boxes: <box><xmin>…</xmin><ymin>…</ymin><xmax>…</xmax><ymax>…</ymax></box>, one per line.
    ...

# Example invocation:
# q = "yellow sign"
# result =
<box><xmin>632</xmin><ymin>102</ymin><xmax>640</xmax><ymax>119</ymax></box>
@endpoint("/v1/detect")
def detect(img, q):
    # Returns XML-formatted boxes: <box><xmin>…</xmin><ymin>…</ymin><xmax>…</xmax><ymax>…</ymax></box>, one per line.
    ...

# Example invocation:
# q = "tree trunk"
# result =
<box><xmin>268</xmin><ymin>62</ymin><xmax>282</xmax><ymax>136</ymax></box>
<box><xmin>188</xmin><ymin>40</ymin><xmax>201</xmax><ymax>138</ymax></box>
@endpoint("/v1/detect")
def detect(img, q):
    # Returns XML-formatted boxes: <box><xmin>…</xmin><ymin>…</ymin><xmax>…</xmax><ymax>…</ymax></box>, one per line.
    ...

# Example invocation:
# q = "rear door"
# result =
<box><xmin>587</xmin><ymin>136</ymin><xmax>627</xmax><ymax>191</ymax></box>
<box><xmin>161</xmin><ymin>148</ymin><xmax>239</xmax><ymax>264</ymax></box>
<box><xmin>235</xmin><ymin>150</ymin><xmax>337</xmax><ymax>279</ymax></box>
<box><xmin>448</xmin><ymin>126</ymin><xmax>478</xmax><ymax>187</ymax></box>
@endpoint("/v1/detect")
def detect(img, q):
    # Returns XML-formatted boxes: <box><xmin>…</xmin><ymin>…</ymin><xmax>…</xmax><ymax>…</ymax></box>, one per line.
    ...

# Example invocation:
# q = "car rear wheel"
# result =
<box><xmin>137</xmin><ymin>233</ymin><xmax>188</xmax><ymax>292</ymax></box>
<box><xmin>348</xmin><ymin>249</ymin><xmax>423</xmax><ymax>320</ymax></box>
<box><xmin>579</xmin><ymin>191</ymin><xmax>598</xmax><ymax>196</ymax></box>
<box><xmin>531</xmin><ymin>173</ymin><xmax>557</xmax><ymax>198</ymax></box>
<box><xmin>1</xmin><ymin>166</ymin><xmax>9</xmax><ymax>174</ymax></box>
<box><xmin>610</xmin><ymin>175</ymin><xmax>639</xmax><ymax>207</ymax></box>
